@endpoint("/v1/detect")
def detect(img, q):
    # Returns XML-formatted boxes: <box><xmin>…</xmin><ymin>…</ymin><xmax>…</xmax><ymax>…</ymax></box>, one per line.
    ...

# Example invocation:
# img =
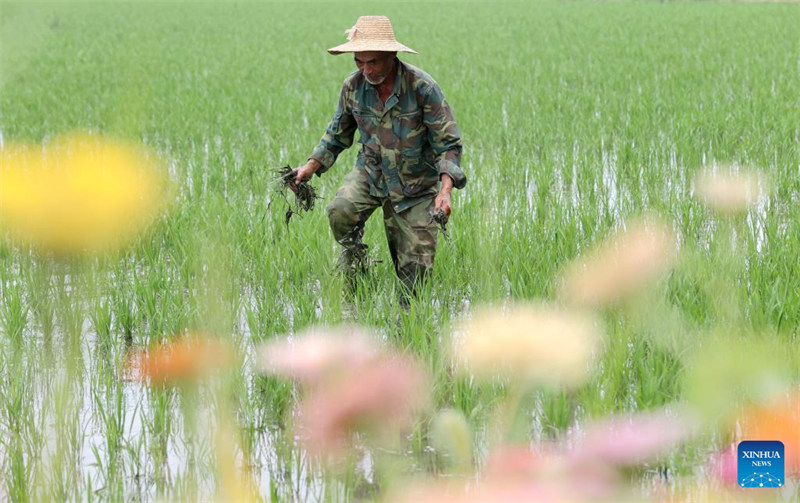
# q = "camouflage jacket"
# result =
<box><xmin>310</xmin><ymin>59</ymin><xmax>465</xmax><ymax>213</ymax></box>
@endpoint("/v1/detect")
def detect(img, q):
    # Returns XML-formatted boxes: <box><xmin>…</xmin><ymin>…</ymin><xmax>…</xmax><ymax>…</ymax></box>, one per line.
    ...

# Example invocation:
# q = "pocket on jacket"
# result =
<box><xmin>353</xmin><ymin>108</ymin><xmax>379</xmax><ymax>138</ymax></box>
<box><xmin>398</xmin><ymin>155</ymin><xmax>438</xmax><ymax>197</ymax></box>
<box><xmin>393</xmin><ymin>110</ymin><xmax>425</xmax><ymax>151</ymax></box>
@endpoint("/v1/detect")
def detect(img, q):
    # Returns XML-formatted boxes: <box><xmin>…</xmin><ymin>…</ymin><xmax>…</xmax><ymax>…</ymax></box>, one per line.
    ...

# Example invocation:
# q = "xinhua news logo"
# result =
<box><xmin>737</xmin><ymin>440</ymin><xmax>784</xmax><ymax>488</ymax></box>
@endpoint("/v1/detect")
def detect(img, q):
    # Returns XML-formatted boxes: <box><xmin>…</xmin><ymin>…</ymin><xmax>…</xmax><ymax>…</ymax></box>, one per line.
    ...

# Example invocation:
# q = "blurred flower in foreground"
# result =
<box><xmin>453</xmin><ymin>303</ymin><xmax>601</xmax><ymax>387</ymax></box>
<box><xmin>395</xmin><ymin>408</ymin><xmax>691</xmax><ymax>503</ymax></box>
<box><xmin>431</xmin><ymin>409</ymin><xmax>473</xmax><ymax>473</ymax></box>
<box><xmin>128</xmin><ymin>336</ymin><xmax>235</xmax><ymax>385</ymax></box>
<box><xmin>0</xmin><ymin>133</ymin><xmax>167</xmax><ymax>254</ymax></box>
<box><xmin>707</xmin><ymin>445</ymin><xmax>738</xmax><ymax>486</ymax></box>
<box><xmin>567</xmin><ymin>408</ymin><xmax>694</xmax><ymax>466</ymax></box>
<box><xmin>683</xmin><ymin>336</ymin><xmax>792</xmax><ymax>424</ymax></box>
<box><xmin>259</xmin><ymin>326</ymin><xmax>430</xmax><ymax>461</ymax></box>
<box><xmin>257</xmin><ymin>325</ymin><xmax>378</xmax><ymax>386</ymax></box>
<box><xmin>297</xmin><ymin>353</ymin><xmax>429</xmax><ymax>459</ymax></box>
<box><xmin>739</xmin><ymin>389</ymin><xmax>800</xmax><ymax>474</ymax></box>
<box><xmin>215</xmin><ymin>423</ymin><xmax>259</xmax><ymax>502</ymax></box>
<box><xmin>693</xmin><ymin>166</ymin><xmax>769</xmax><ymax>214</ymax></box>
<box><xmin>558</xmin><ymin>217</ymin><xmax>676</xmax><ymax>308</ymax></box>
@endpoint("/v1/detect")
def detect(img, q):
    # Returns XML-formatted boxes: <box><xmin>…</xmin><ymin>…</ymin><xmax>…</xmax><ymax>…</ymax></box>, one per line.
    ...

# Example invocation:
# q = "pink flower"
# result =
<box><xmin>297</xmin><ymin>353</ymin><xmax>429</xmax><ymax>459</ymax></box>
<box><xmin>484</xmin><ymin>445</ymin><xmax>553</xmax><ymax>479</ymax></box>
<box><xmin>397</xmin><ymin>408</ymin><xmax>695</xmax><ymax>502</ymax></box>
<box><xmin>394</xmin><ymin>446</ymin><xmax>620</xmax><ymax>502</ymax></box>
<box><xmin>486</xmin><ymin>445</ymin><xmax>621</xmax><ymax>501</ymax></box>
<box><xmin>257</xmin><ymin>325</ymin><xmax>430</xmax><ymax>462</ymax></box>
<box><xmin>568</xmin><ymin>409</ymin><xmax>693</xmax><ymax>466</ymax></box>
<box><xmin>257</xmin><ymin>326</ymin><xmax>378</xmax><ymax>385</ymax></box>
<box><xmin>708</xmin><ymin>445</ymin><xmax>738</xmax><ymax>486</ymax></box>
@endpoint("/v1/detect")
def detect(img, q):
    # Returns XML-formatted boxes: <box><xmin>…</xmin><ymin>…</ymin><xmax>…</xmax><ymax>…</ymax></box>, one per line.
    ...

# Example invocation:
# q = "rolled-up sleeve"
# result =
<box><xmin>310</xmin><ymin>83</ymin><xmax>357</xmax><ymax>175</ymax></box>
<box><xmin>423</xmin><ymin>84</ymin><xmax>465</xmax><ymax>189</ymax></box>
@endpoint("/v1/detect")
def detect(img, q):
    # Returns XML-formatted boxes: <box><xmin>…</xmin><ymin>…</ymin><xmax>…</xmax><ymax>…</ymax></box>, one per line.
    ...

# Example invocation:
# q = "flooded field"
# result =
<box><xmin>1</xmin><ymin>1</ymin><xmax>799</xmax><ymax>501</ymax></box>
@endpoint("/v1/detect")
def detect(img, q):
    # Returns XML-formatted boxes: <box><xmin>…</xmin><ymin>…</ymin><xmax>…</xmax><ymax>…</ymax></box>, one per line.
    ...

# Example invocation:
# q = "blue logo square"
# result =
<box><xmin>738</xmin><ymin>440</ymin><xmax>785</xmax><ymax>488</ymax></box>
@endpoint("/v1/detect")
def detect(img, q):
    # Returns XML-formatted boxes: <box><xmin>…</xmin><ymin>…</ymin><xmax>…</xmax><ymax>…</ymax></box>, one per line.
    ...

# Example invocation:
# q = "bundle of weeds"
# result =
<box><xmin>430</xmin><ymin>209</ymin><xmax>450</xmax><ymax>241</ymax></box>
<box><xmin>275</xmin><ymin>165</ymin><xmax>319</xmax><ymax>223</ymax></box>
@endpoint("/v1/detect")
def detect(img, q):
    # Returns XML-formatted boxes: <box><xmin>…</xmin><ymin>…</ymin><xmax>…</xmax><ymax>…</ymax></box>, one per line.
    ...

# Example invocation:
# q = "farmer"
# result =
<box><xmin>294</xmin><ymin>15</ymin><xmax>465</xmax><ymax>296</ymax></box>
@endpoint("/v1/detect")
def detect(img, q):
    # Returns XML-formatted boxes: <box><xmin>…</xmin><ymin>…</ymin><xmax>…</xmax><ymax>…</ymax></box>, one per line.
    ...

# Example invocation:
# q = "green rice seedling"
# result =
<box><xmin>45</xmin><ymin>377</ymin><xmax>83</xmax><ymax>501</ymax></box>
<box><xmin>142</xmin><ymin>387</ymin><xmax>174</xmax><ymax>496</ymax></box>
<box><xmin>1</xmin><ymin>355</ymin><xmax>37</xmax><ymax>501</ymax></box>
<box><xmin>88</xmin><ymin>359</ymin><xmax>129</xmax><ymax>498</ymax></box>
<box><xmin>89</xmin><ymin>296</ymin><xmax>113</xmax><ymax>352</ymax></box>
<box><xmin>0</xmin><ymin>275</ymin><xmax>28</xmax><ymax>349</ymax></box>
<box><xmin>24</xmin><ymin>261</ymin><xmax>57</xmax><ymax>344</ymax></box>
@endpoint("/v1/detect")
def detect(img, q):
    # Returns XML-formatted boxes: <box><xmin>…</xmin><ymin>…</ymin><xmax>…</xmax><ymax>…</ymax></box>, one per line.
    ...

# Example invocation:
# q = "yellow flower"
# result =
<box><xmin>558</xmin><ymin>217</ymin><xmax>676</xmax><ymax>308</ymax></box>
<box><xmin>693</xmin><ymin>167</ymin><xmax>768</xmax><ymax>214</ymax></box>
<box><xmin>215</xmin><ymin>423</ymin><xmax>259</xmax><ymax>502</ymax></box>
<box><xmin>453</xmin><ymin>304</ymin><xmax>601</xmax><ymax>387</ymax></box>
<box><xmin>0</xmin><ymin>133</ymin><xmax>167</xmax><ymax>254</ymax></box>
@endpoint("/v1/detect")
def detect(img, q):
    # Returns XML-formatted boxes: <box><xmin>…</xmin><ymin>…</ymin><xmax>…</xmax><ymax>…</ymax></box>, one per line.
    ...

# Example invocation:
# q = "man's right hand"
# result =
<box><xmin>294</xmin><ymin>159</ymin><xmax>321</xmax><ymax>186</ymax></box>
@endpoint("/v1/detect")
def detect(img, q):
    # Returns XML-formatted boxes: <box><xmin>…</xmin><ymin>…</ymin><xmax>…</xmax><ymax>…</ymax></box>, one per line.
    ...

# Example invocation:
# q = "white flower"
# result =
<box><xmin>558</xmin><ymin>217</ymin><xmax>676</xmax><ymax>308</ymax></box>
<box><xmin>453</xmin><ymin>304</ymin><xmax>601</xmax><ymax>387</ymax></box>
<box><xmin>694</xmin><ymin>166</ymin><xmax>768</xmax><ymax>214</ymax></box>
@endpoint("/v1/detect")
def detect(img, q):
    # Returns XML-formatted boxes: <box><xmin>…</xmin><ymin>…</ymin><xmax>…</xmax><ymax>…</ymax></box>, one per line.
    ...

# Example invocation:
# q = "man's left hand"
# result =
<box><xmin>435</xmin><ymin>174</ymin><xmax>454</xmax><ymax>217</ymax></box>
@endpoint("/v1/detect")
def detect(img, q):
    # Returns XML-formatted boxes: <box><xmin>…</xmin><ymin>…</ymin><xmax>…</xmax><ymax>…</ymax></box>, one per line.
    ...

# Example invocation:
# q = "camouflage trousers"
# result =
<box><xmin>327</xmin><ymin>168</ymin><xmax>438</xmax><ymax>293</ymax></box>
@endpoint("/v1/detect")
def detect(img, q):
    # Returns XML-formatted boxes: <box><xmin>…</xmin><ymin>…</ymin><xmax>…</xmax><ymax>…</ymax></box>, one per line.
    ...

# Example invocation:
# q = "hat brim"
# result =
<box><xmin>327</xmin><ymin>40</ymin><xmax>418</xmax><ymax>55</ymax></box>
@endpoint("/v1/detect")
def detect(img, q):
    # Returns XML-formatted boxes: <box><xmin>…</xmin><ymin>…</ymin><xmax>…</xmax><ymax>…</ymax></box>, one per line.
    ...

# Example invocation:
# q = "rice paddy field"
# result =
<box><xmin>1</xmin><ymin>0</ymin><xmax>800</xmax><ymax>501</ymax></box>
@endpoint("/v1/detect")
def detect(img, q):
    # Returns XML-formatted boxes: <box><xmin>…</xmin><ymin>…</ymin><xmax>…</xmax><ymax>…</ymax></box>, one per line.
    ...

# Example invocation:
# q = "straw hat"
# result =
<box><xmin>328</xmin><ymin>16</ymin><xmax>418</xmax><ymax>55</ymax></box>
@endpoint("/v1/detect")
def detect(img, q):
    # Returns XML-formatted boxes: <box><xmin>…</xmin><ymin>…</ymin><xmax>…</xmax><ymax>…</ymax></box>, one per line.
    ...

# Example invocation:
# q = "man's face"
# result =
<box><xmin>354</xmin><ymin>51</ymin><xmax>395</xmax><ymax>86</ymax></box>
